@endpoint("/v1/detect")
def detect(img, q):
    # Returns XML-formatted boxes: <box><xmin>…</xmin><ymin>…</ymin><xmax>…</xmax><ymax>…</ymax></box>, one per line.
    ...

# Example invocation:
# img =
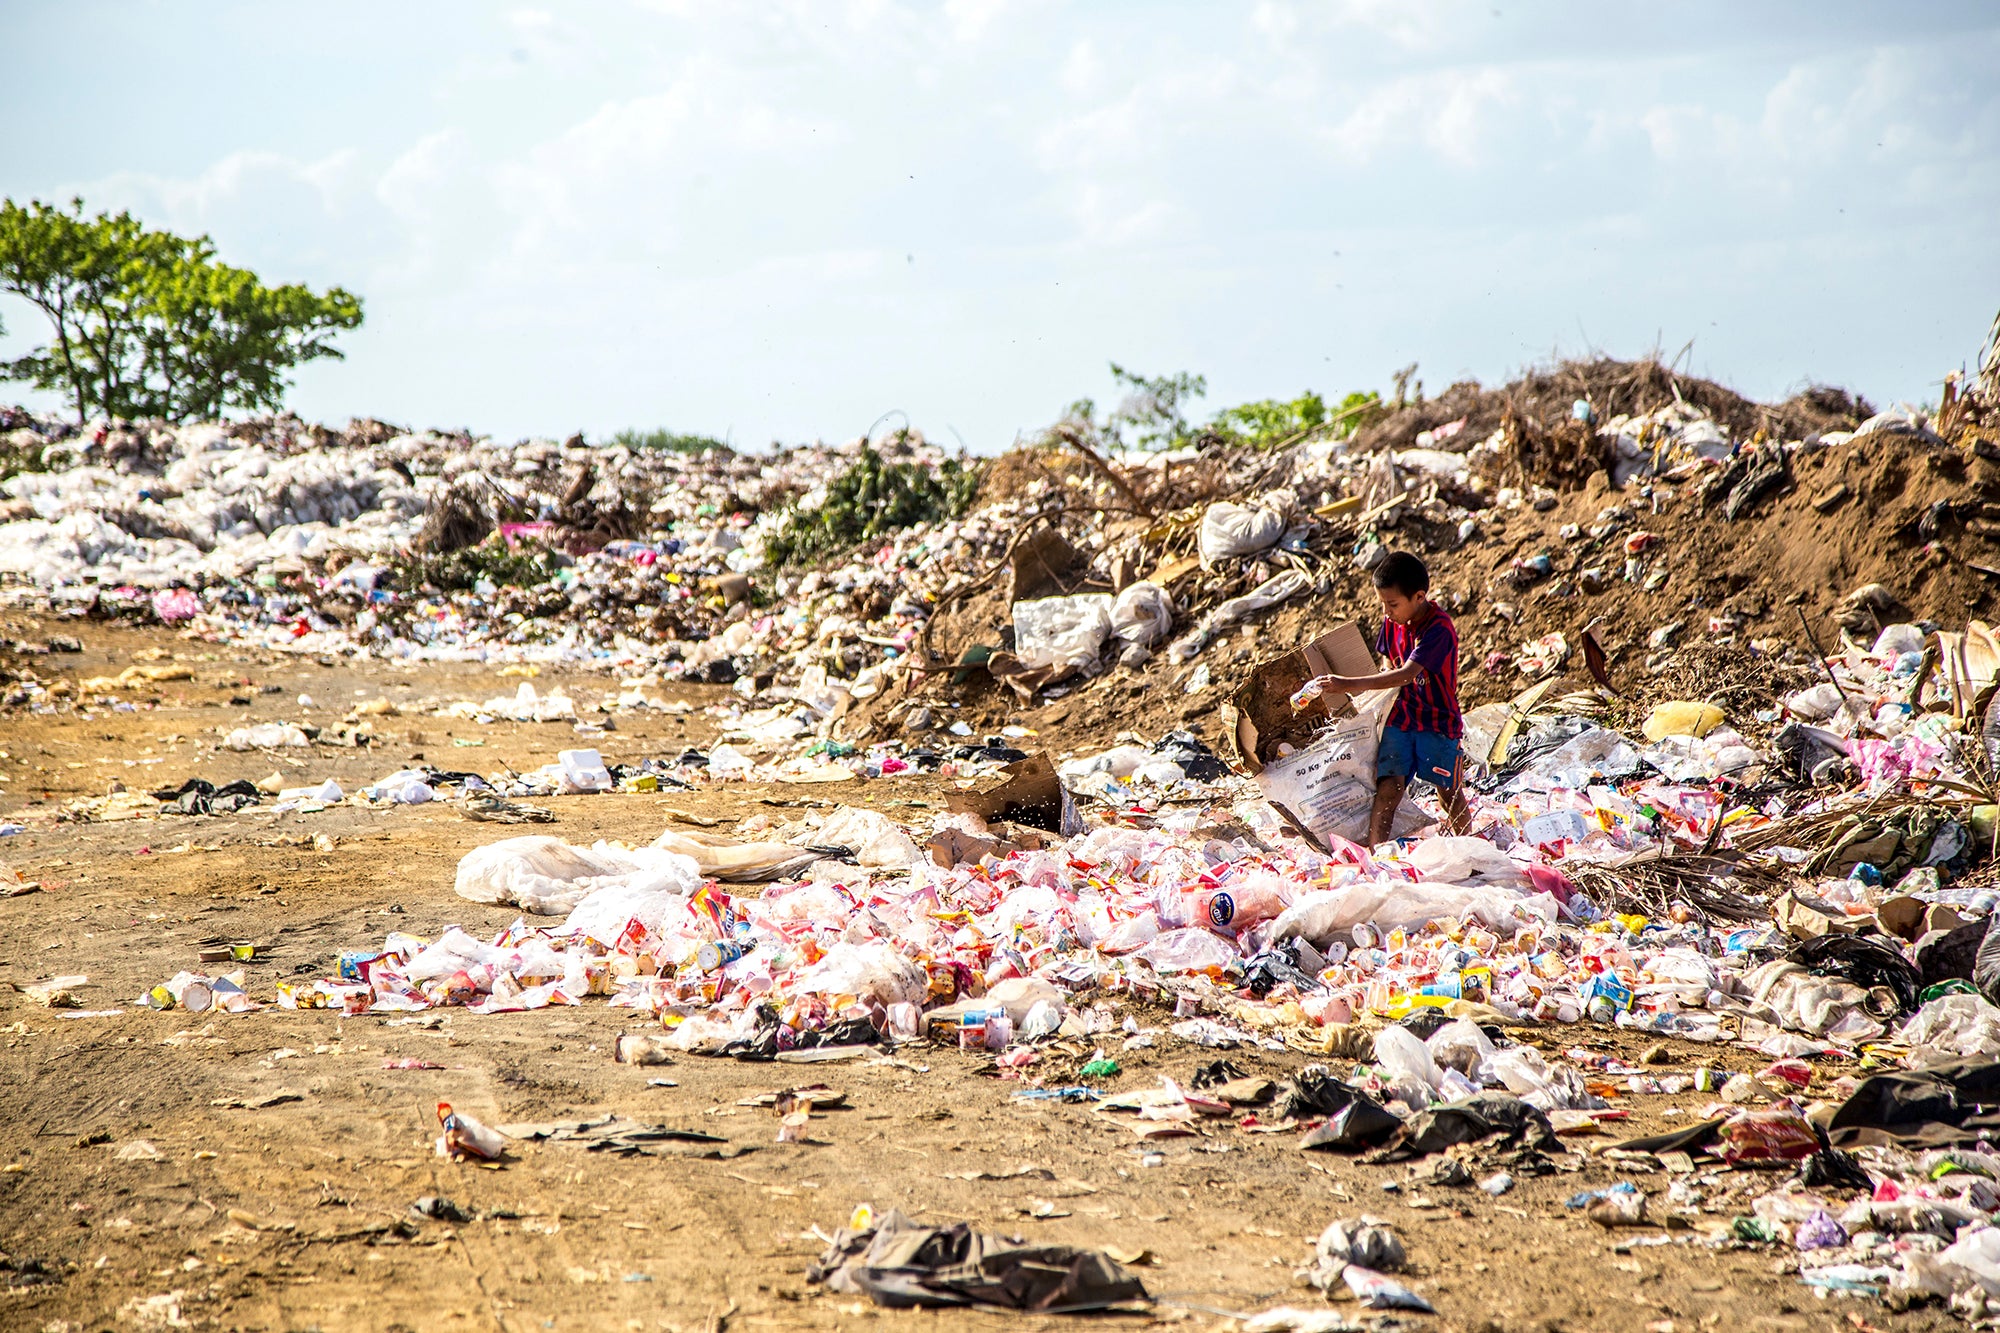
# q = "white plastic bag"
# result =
<box><xmin>1873</xmin><ymin>623</ymin><xmax>1926</xmax><ymax>658</ymax></box>
<box><xmin>1934</xmin><ymin>1227</ymin><xmax>2000</xmax><ymax>1296</ymax></box>
<box><xmin>1059</xmin><ymin>745</ymin><xmax>1153</xmax><ymax>782</ymax></box>
<box><xmin>1134</xmin><ymin>927</ymin><xmax>1239</xmax><ymax>973</ymax></box>
<box><xmin>1899</xmin><ymin>993</ymin><xmax>2000</xmax><ymax>1065</ymax></box>
<box><xmin>650</xmin><ymin>828</ymin><xmax>819</xmax><ymax>883</ymax></box>
<box><xmin>404</xmin><ymin>926</ymin><xmax>506</xmax><ymax>982</ymax></box>
<box><xmin>364</xmin><ymin>769</ymin><xmax>435</xmax><ymax>804</ymax></box>
<box><xmin>1110</xmin><ymin>582</ymin><xmax>1173</xmax><ymax>662</ymax></box>
<box><xmin>1198</xmin><ymin>493</ymin><xmax>1293</xmax><ymax>568</ymax></box>
<box><xmin>1373</xmin><ymin>1025</ymin><xmax>1440</xmax><ymax>1086</ymax></box>
<box><xmin>225</xmin><ymin>722</ymin><xmax>309</xmax><ymax>750</ymax></box>
<box><xmin>560</xmin><ymin>854</ymin><xmax>704</xmax><ymax>943</ymax></box>
<box><xmin>1489</xmin><ymin>1044</ymin><xmax>1553</xmax><ymax>1097</ymax></box>
<box><xmin>1406</xmin><ymin>837</ymin><xmax>1526</xmax><ymax>889</ymax></box>
<box><xmin>1786</xmin><ymin>683</ymin><xmax>1845</xmax><ymax>721</ymax></box>
<box><xmin>1012</xmin><ymin>594</ymin><xmax>1113</xmax><ymax>675</ymax></box>
<box><xmin>1271</xmin><ymin>879</ymin><xmax>1539</xmax><ymax>943</ymax></box>
<box><xmin>1165</xmin><ymin>570</ymin><xmax>1313</xmax><ymax>663</ymax></box>
<box><xmin>796</xmin><ymin>940</ymin><xmax>926</xmax><ymax>1008</ymax></box>
<box><xmin>798</xmin><ymin>806</ymin><xmax>918</xmax><ymax>869</ymax></box>
<box><xmin>1100</xmin><ymin>910</ymin><xmax>1161</xmax><ymax>953</ymax></box>
<box><xmin>1426</xmin><ymin>1018</ymin><xmax>1498</xmax><ymax>1083</ymax></box>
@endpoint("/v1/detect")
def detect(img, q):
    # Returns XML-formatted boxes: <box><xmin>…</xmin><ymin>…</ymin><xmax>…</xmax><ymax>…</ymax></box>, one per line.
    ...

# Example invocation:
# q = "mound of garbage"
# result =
<box><xmin>25</xmin><ymin>343</ymin><xmax>2000</xmax><ymax>1319</ymax></box>
<box><xmin>2</xmin><ymin>355</ymin><xmax>1997</xmax><ymax>759</ymax></box>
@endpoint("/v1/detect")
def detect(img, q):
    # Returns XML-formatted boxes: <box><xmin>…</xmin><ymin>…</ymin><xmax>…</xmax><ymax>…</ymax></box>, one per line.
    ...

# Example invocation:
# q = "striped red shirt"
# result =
<box><xmin>1375</xmin><ymin>605</ymin><xmax>1463</xmax><ymax>739</ymax></box>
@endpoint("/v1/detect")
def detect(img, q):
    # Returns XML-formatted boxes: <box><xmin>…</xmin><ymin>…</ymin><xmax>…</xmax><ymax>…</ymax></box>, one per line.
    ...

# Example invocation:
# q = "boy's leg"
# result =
<box><xmin>1439</xmin><ymin>782</ymin><xmax>1471</xmax><ymax>836</ymax></box>
<box><xmin>1415</xmin><ymin>733</ymin><xmax>1471</xmax><ymax>835</ymax></box>
<box><xmin>1373</xmin><ymin>726</ymin><xmax>1418</xmax><ymax>846</ymax></box>
<box><xmin>1369</xmin><ymin>776</ymin><xmax>1407</xmax><ymax>847</ymax></box>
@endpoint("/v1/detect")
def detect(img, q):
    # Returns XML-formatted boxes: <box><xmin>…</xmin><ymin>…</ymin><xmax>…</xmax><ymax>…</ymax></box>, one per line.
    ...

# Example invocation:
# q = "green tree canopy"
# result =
<box><xmin>0</xmin><ymin>197</ymin><xmax>362</xmax><ymax>422</ymax></box>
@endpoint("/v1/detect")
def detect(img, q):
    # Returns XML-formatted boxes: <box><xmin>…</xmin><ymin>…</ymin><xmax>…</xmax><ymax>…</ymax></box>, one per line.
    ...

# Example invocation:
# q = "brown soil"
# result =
<box><xmin>0</xmin><ymin>617</ymin><xmax>1951</xmax><ymax>1332</ymax></box>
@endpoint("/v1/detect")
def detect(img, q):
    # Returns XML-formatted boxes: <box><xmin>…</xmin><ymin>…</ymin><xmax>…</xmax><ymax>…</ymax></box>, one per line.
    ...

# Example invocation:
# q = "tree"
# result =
<box><xmin>0</xmin><ymin>197</ymin><xmax>362</xmax><ymax>422</ymax></box>
<box><xmin>1105</xmin><ymin>363</ymin><xmax>1206</xmax><ymax>451</ymax></box>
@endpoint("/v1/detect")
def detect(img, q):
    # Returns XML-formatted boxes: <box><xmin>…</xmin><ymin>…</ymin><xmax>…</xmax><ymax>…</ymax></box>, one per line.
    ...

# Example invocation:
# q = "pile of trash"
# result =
<box><xmin>6</xmin><ymin>355</ymin><xmax>1998</xmax><ymax>769</ymax></box>
<box><xmin>70</xmin><ymin>572</ymin><xmax>1994</xmax><ymax>1320</ymax></box>
<box><xmin>16</xmin><ymin>349</ymin><xmax>2000</xmax><ymax>1319</ymax></box>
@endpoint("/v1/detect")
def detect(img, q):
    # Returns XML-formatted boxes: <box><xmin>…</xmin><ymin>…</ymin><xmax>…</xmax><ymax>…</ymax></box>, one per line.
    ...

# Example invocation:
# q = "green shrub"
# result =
<box><xmin>763</xmin><ymin>445</ymin><xmax>984</xmax><ymax>568</ymax></box>
<box><xmin>389</xmin><ymin>538</ymin><xmax>561</xmax><ymax>592</ymax></box>
<box><xmin>610</xmin><ymin>427</ymin><xmax>731</xmax><ymax>455</ymax></box>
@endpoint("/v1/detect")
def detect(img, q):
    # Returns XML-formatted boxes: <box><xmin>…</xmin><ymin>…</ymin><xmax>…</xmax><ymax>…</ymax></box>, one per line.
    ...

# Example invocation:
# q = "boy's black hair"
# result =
<box><xmin>1372</xmin><ymin>550</ymin><xmax>1430</xmax><ymax>596</ymax></box>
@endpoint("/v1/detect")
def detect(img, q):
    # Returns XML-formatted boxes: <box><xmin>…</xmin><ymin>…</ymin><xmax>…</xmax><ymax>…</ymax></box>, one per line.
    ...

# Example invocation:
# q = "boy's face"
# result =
<box><xmin>1376</xmin><ymin>584</ymin><xmax>1427</xmax><ymax>626</ymax></box>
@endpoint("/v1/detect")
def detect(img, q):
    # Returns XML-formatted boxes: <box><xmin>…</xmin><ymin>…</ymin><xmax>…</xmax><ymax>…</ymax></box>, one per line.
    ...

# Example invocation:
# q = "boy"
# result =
<box><xmin>1306</xmin><ymin>551</ymin><xmax>1470</xmax><ymax>844</ymax></box>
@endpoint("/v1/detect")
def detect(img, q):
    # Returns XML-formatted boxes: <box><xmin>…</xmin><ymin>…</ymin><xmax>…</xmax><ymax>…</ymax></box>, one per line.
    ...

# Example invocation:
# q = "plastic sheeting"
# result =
<box><xmin>454</xmin><ymin>835</ymin><xmax>702</xmax><ymax>917</ymax></box>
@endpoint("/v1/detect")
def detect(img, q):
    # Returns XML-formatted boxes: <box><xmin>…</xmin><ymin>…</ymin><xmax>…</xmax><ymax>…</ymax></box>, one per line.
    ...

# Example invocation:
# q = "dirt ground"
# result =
<box><xmin>0</xmin><ymin>616</ymin><xmax>1950</xmax><ymax>1333</ymax></box>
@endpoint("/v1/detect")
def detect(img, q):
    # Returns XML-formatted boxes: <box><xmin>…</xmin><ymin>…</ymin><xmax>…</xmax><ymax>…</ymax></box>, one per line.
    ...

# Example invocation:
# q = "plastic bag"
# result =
<box><xmin>1271</xmin><ymin>879</ymin><xmax>1538</xmax><ymax>944</ymax></box>
<box><xmin>1372</xmin><ymin>1024</ymin><xmax>1442</xmax><ymax>1090</ymax></box>
<box><xmin>224</xmin><ymin>722</ymin><xmax>309</xmax><ymax>750</ymax></box>
<box><xmin>1641</xmin><ymin>701</ymin><xmax>1725</xmax><ymax>742</ymax></box>
<box><xmin>1134</xmin><ymin>927</ymin><xmax>1240</xmax><ymax>973</ymax></box>
<box><xmin>403</xmin><ymin>927</ymin><xmax>507</xmax><ymax>983</ymax></box>
<box><xmin>1163</xmin><ymin>570</ymin><xmax>1313</xmax><ymax>664</ymax></box>
<box><xmin>1012</xmin><ymin>594</ymin><xmax>1113</xmax><ymax>675</ymax></box>
<box><xmin>1314</xmin><ymin>1217</ymin><xmax>1405</xmax><ymax>1273</ymax></box>
<box><xmin>1932</xmin><ymin>1226</ymin><xmax>2000</xmax><ymax>1296</ymax></box>
<box><xmin>1406</xmin><ymin>837</ymin><xmax>1526</xmax><ymax>889</ymax></box>
<box><xmin>795</xmin><ymin>940</ymin><xmax>926</xmax><ymax>1007</ymax></box>
<box><xmin>1489</xmin><ymin>1044</ymin><xmax>1553</xmax><ymax>1097</ymax></box>
<box><xmin>1787</xmin><ymin>683</ymin><xmax>1845</xmax><ymax>721</ymax></box>
<box><xmin>650</xmin><ymin>828</ymin><xmax>819</xmax><ymax>883</ymax></box>
<box><xmin>1427</xmin><ymin>1018</ymin><xmax>1498</xmax><ymax>1083</ymax></box>
<box><xmin>560</xmin><ymin>855</ymin><xmax>704</xmax><ymax>942</ymax></box>
<box><xmin>799</xmin><ymin>806</ymin><xmax>919</xmax><ymax>869</ymax></box>
<box><xmin>1059</xmin><ymin>745</ymin><xmax>1153</xmax><ymax>782</ymax></box>
<box><xmin>1874</xmin><ymin>623</ymin><xmax>1926</xmax><ymax>658</ymax></box>
<box><xmin>1342</xmin><ymin>1265</ymin><xmax>1434</xmax><ymax>1312</ymax></box>
<box><xmin>364</xmin><ymin>769</ymin><xmax>435</xmax><ymax>804</ymax></box>
<box><xmin>1110</xmin><ymin>581</ymin><xmax>1173</xmax><ymax>662</ymax></box>
<box><xmin>984</xmin><ymin>976</ymin><xmax>1065</xmax><ymax>1024</ymax></box>
<box><xmin>1198</xmin><ymin>493</ymin><xmax>1292</xmax><ymax>568</ymax></box>
<box><xmin>1900</xmin><ymin>992</ymin><xmax>2000</xmax><ymax>1065</ymax></box>
<box><xmin>1719</xmin><ymin>1109</ymin><xmax>1820</xmax><ymax>1165</ymax></box>
<box><xmin>1100</xmin><ymin>910</ymin><xmax>1161</xmax><ymax>954</ymax></box>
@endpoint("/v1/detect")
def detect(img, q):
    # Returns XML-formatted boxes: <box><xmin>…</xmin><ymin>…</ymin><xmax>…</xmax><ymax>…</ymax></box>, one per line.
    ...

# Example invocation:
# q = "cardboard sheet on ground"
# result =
<box><xmin>946</xmin><ymin>754</ymin><xmax>1084</xmax><ymax>837</ymax></box>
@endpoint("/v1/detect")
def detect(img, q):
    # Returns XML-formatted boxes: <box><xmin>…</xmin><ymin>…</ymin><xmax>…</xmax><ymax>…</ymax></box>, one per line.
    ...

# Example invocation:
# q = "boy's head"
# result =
<box><xmin>1372</xmin><ymin>550</ymin><xmax>1431</xmax><ymax>625</ymax></box>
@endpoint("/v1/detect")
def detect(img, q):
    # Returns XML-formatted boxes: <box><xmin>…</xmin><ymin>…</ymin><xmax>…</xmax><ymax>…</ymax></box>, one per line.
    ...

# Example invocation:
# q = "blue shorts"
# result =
<box><xmin>1378</xmin><ymin>725</ymin><xmax>1463</xmax><ymax>794</ymax></box>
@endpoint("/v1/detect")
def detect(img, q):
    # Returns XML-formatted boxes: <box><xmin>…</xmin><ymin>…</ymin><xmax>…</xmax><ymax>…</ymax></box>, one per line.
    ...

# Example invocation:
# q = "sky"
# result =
<box><xmin>2</xmin><ymin>0</ymin><xmax>1998</xmax><ymax>451</ymax></box>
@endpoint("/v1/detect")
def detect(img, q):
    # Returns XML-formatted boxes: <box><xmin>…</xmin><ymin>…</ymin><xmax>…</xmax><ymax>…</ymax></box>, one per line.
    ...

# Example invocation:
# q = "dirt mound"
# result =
<box><xmin>1351</xmin><ymin>356</ymin><xmax>1875</xmax><ymax>457</ymax></box>
<box><xmin>902</xmin><ymin>426</ymin><xmax>2000</xmax><ymax>754</ymax></box>
<box><xmin>1261</xmin><ymin>430</ymin><xmax>2000</xmax><ymax>713</ymax></box>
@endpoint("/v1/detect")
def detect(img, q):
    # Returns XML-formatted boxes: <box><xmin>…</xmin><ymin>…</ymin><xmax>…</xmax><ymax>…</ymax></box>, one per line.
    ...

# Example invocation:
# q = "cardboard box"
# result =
<box><xmin>1229</xmin><ymin>621</ymin><xmax>1378</xmax><ymax>775</ymax></box>
<box><xmin>944</xmin><ymin>753</ymin><xmax>1084</xmax><ymax>837</ymax></box>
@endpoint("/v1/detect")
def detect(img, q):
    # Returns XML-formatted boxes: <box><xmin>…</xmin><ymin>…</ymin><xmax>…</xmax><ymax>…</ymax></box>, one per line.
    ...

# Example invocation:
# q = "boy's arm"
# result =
<box><xmin>1317</xmin><ymin>661</ymin><xmax>1424</xmax><ymax>693</ymax></box>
